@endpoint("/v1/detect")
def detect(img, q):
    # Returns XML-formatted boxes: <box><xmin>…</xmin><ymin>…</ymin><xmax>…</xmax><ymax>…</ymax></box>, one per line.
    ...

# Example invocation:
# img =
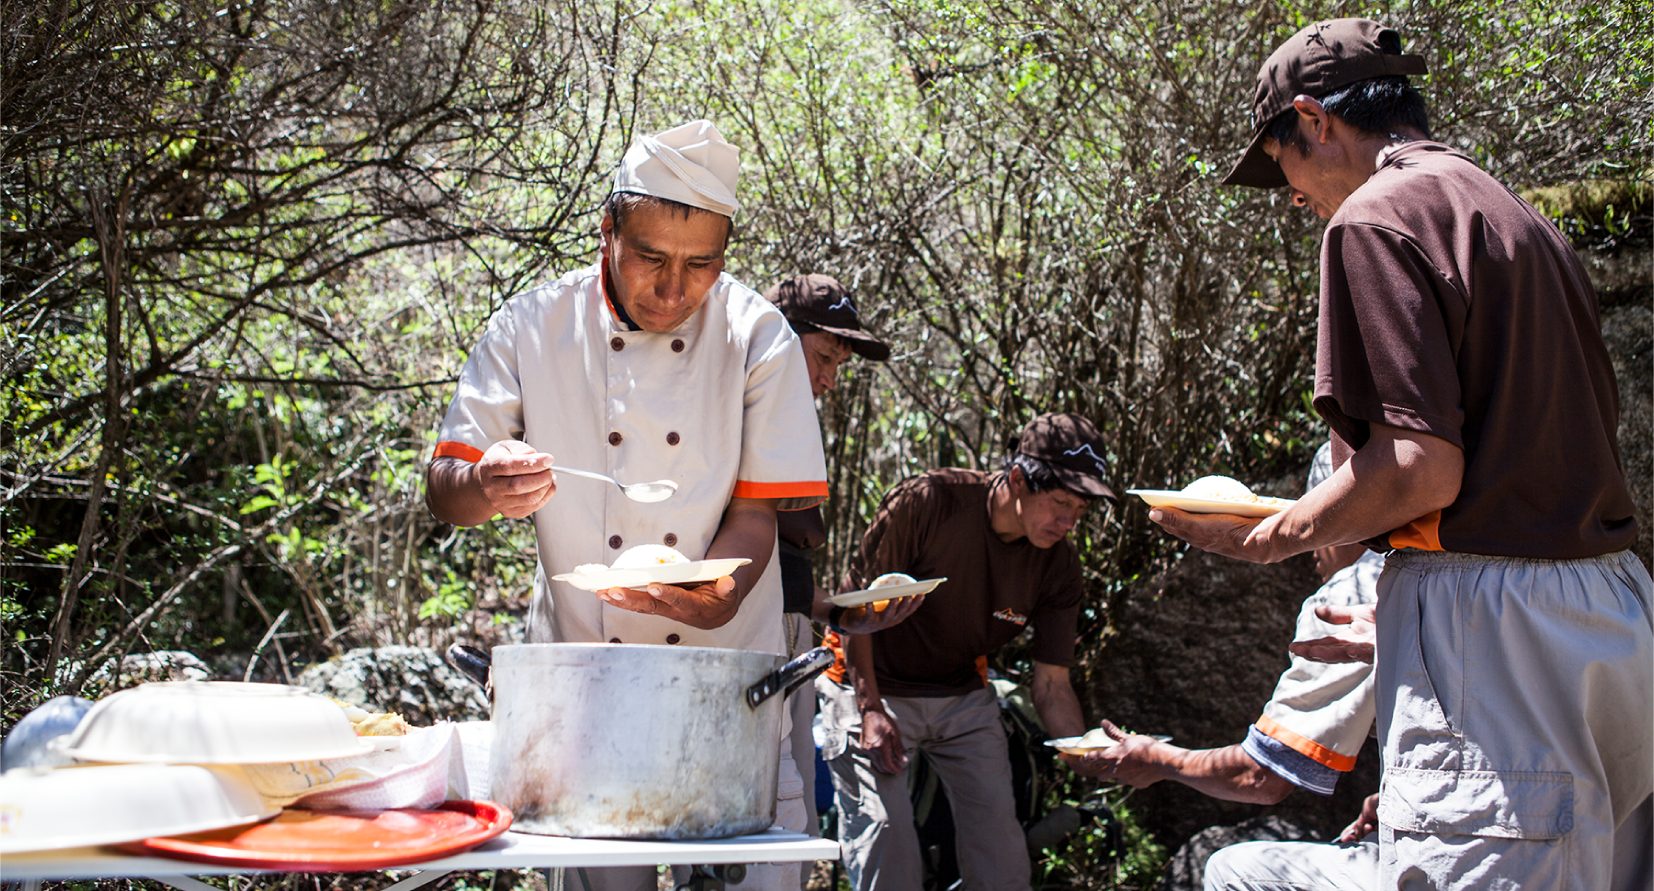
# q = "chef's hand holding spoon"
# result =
<box><xmin>477</xmin><ymin>440</ymin><xmax>557</xmax><ymax>518</ymax></box>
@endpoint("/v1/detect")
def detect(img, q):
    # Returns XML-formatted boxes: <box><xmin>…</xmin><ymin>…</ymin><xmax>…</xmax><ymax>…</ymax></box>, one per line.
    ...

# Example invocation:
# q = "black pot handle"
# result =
<box><xmin>446</xmin><ymin>643</ymin><xmax>493</xmax><ymax>691</ymax></box>
<box><xmin>745</xmin><ymin>646</ymin><xmax>835</xmax><ymax>710</ymax></box>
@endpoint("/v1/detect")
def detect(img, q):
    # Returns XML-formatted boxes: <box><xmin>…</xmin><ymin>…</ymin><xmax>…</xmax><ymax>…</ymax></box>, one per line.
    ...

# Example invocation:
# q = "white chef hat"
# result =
<box><xmin>611</xmin><ymin>120</ymin><xmax>741</xmax><ymax>219</ymax></box>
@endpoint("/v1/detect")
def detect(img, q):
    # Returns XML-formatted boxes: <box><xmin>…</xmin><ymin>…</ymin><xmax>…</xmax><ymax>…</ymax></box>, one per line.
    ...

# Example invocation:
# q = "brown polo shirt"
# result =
<box><xmin>1315</xmin><ymin>141</ymin><xmax>1636</xmax><ymax>558</ymax></box>
<box><xmin>828</xmin><ymin>469</ymin><xmax>1085</xmax><ymax>698</ymax></box>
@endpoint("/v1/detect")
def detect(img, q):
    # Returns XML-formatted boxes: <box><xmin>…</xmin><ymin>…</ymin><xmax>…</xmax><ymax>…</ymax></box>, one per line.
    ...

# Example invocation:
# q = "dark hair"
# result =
<box><xmin>1003</xmin><ymin>452</ymin><xmax>1065</xmax><ymax>494</ymax></box>
<box><xmin>1266</xmin><ymin>76</ymin><xmax>1432</xmax><ymax>156</ymax></box>
<box><xmin>602</xmin><ymin>191</ymin><xmax>734</xmax><ymax>245</ymax></box>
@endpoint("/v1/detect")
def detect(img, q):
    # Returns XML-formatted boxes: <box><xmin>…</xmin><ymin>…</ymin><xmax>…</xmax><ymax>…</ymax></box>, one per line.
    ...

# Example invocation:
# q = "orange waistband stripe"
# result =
<box><xmin>434</xmin><ymin>441</ymin><xmax>486</xmax><ymax>463</ymax></box>
<box><xmin>1388</xmin><ymin>510</ymin><xmax>1444</xmax><ymax>551</ymax></box>
<box><xmin>732</xmin><ymin>480</ymin><xmax>829</xmax><ymax>500</ymax></box>
<box><xmin>1255</xmin><ymin>715</ymin><xmax>1358</xmax><ymax>772</ymax></box>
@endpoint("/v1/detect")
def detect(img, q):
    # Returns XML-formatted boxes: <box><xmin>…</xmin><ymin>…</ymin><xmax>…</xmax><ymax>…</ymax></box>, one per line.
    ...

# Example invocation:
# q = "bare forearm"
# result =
<box><xmin>1156</xmin><ymin>742</ymin><xmax>1295</xmax><ymax>804</ymax></box>
<box><xmin>846</xmin><ymin>633</ymin><xmax>883</xmax><ymax>712</ymax></box>
<box><xmin>705</xmin><ymin>498</ymin><xmax>777</xmax><ymax>606</ymax></box>
<box><xmin>641</xmin><ymin>498</ymin><xmax>777</xmax><ymax>630</ymax></box>
<box><xmin>426</xmin><ymin>457</ymin><xmax>495</xmax><ymax>526</ymax></box>
<box><xmin>1031</xmin><ymin>664</ymin><xmax>1087</xmax><ymax>739</ymax></box>
<box><xmin>1151</xmin><ymin>424</ymin><xmax>1466</xmax><ymax>565</ymax></box>
<box><xmin>1261</xmin><ymin>426</ymin><xmax>1461</xmax><ymax>557</ymax></box>
<box><xmin>810</xmin><ymin>586</ymin><xmax>834</xmax><ymax>624</ymax></box>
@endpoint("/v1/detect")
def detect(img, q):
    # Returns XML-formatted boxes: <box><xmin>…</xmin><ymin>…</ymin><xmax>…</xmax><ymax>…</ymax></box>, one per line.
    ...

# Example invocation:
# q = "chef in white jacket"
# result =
<box><xmin>427</xmin><ymin>120</ymin><xmax>828</xmax><ymax>890</ymax></box>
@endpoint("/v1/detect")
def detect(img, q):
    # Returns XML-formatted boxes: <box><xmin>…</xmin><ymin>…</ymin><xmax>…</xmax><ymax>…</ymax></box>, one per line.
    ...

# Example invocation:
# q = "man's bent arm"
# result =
<box><xmin>1152</xmin><ymin>423</ymin><xmax>1463</xmax><ymax>564</ymax></box>
<box><xmin>598</xmin><ymin>497</ymin><xmax>778</xmax><ymax>629</ymax></box>
<box><xmin>427</xmin><ymin>441</ymin><xmax>557</xmax><ymax>526</ymax></box>
<box><xmin>705</xmin><ymin>497</ymin><xmax>779</xmax><ymax>609</ymax></box>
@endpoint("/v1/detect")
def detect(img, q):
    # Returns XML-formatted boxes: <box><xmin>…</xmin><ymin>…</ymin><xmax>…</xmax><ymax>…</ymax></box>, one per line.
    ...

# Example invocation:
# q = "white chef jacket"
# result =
<box><xmin>434</xmin><ymin>263</ymin><xmax>828</xmax><ymax>655</ymax></box>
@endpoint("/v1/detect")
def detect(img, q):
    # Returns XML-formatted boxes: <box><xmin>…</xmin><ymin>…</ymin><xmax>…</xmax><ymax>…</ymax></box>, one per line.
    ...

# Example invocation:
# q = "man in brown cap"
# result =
<box><xmin>763</xmin><ymin>273</ymin><xmax>911</xmax><ymax>852</ymax></box>
<box><xmin>1149</xmin><ymin>18</ymin><xmax>1650</xmax><ymax>889</ymax></box>
<box><xmin>816</xmin><ymin>412</ymin><xmax>1116</xmax><ymax>891</ymax></box>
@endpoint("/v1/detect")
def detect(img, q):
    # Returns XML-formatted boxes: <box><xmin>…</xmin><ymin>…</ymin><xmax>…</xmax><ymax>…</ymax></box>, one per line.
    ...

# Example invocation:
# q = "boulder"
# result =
<box><xmin>297</xmin><ymin>646</ymin><xmax>488</xmax><ymax>724</ymax></box>
<box><xmin>87</xmin><ymin>651</ymin><xmax>212</xmax><ymax>689</ymax></box>
<box><xmin>1157</xmin><ymin>815</ymin><xmax>1320</xmax><ymax>891</ymax></box>
<box><xmin>1601</xmin><ymin>302</ymin><xmax>1651</xmax><ymax>568</ymax></box>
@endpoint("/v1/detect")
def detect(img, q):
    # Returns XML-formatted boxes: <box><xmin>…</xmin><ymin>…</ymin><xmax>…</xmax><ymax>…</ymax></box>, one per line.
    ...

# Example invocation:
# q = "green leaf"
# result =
<box><xmin>239</xmin><ymin>494</ymin><xmax>281</xmax><ymax>515</ymax></box>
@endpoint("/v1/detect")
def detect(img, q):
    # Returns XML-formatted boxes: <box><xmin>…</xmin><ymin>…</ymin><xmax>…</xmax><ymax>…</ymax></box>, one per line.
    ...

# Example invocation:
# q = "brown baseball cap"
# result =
<box><xmin>1223</xmin><ymin>18</ymin><xmax>1427</xmax><ymax>189</ymax></box>
<box><xmin>1014</xmin><ymin>412</ymin><xmax>1116</xmax><ymax>501</ymax></box>
<box><xmin>764</xmin><ymin>274</ymin><xmax>891</xmax><ymax>361</ymax></box>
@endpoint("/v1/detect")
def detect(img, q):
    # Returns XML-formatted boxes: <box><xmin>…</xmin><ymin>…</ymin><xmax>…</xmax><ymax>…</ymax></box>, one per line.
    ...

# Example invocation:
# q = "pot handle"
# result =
<box><xmin>745</xmin><ymin>646</ymin><xmax>835</xmax><ymax>710</ymax></box>
<box><xmin>445</xmin><ymin>643</ymin><xmax>493</xmax><ymax>692</ymax></box>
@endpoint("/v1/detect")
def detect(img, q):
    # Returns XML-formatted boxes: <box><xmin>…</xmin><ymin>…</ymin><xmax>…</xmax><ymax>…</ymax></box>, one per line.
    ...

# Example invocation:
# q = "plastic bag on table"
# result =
<box><xmin>240</xmin><ymin>723</ymin><xmax>457</xmax><ymax>810</ymax></box>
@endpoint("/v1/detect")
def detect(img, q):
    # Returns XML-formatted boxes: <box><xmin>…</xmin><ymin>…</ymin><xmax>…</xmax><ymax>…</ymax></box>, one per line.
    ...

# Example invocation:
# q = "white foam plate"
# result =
<box><xmin>1126</xmin><ymin>489</ymin><xmax>1296</xmax><ymax>518</ymax></box>
<box><xmin>1044</xmin><ymin>733</ymin><xmax>1172</xmax><ymax>755</ymax></box>
<box><xmin>551</xmin><ymin>558</ymin><xmax>751</xmax><ymax>592</ymax></box>
<box><xmin>62</xmin><ymin>682</ymin><xmax>374</xmax><ymax>765</ymax></box>
<box><xmin>827</xmin><ymin>578</ymin><xmax>947</xmax><ymax>609</ymax></box>
<box><xmin>1045</xmin><ymin>736</ymin><xmax>1118</xmax><ymax>755</ymax></box>
<box><xmin>0</xmin><ymin>764</ymin><xmax>277</xmax><ymax>854</ymax></box>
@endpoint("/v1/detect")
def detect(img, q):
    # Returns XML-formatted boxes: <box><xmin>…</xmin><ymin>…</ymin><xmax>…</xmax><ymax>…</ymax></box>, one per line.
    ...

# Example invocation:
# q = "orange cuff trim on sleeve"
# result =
<box><xmin>1255</xmin><ymin>715</ymin><xmax>1357</xmax><ymax>772</ymax></box>
<box><xmin>731</xmin><ymin>480</ymin><xmax>830</xmax><ymax>500</ymax></box>
<box><xmin>1388</xmin><ymin>510</ymin><xmax>1444</xmax><ymax>551</ymax></box>
<box><xmin>434</xmin><ymin>441</ymin><xmax>486</xmax><ymax>463</ymax></box>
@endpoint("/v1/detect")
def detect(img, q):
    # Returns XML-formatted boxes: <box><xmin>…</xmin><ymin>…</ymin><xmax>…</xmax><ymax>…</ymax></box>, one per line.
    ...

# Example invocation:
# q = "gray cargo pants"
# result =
<box><xmin>1376</xmin><ymin>550</ymin><xmax>1652</xmax><ymax>889</ymax></box>
<box><xmin>818</xmin><ymin>678</ymin><xmax>1030</xmax><ymax>891</ymax></box>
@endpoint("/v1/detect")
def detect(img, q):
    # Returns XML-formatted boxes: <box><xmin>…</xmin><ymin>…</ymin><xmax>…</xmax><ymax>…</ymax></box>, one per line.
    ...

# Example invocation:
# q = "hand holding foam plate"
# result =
<box><xmin>1126</xmin><ymin>474</ymin><xmax>1296</xmax><ymax>518</ymax></box>
<box><xmin>553</xmin><ymin>544</ymin><xmax>750</xmax><ymax>592</ymax></box>
<box><xmin>828</xmin><ymin>573</ymin><xmax>947</xmax><ymax>609</ymax></box>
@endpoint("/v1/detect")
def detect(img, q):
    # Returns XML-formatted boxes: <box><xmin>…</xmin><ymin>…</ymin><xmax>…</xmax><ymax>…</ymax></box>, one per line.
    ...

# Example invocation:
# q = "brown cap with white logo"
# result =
<box><xmin>1014</xmin><ymin>412</ymin><xmax>1116</xmax><ymax>501</ymax></box>
<box><xmin>764</xmin><ymin>274</ymin><xmax>891</xmax><ymax>361</ymax></box>
<box><xmin>1224</xmin><ymin>18</ymin><xmax>1427</xmax><ymax>188</ymax></box>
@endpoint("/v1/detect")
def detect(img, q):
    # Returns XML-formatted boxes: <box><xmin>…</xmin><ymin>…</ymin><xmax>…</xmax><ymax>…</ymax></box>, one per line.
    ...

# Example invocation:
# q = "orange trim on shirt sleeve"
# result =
<box><xmin>1255</xmin><ymin>714</ymin><xmax>1358</xmax><ymax>772</ymax></box>
<box><xmin>434</xmin><ymin>441</ymin><xmax>486</xmax><ymax>463</ymax></box>
<box><xmin>731</xmin><ymin>480</ymin><xmax>830</xmax><ymax>500</ymax></box>
<box><xmin>1388</xmin><ymin>510</ymin><xmax>1444</xmax><ymax>551</ymax></box>
<box><xmin>975</xmin><ymin>655</ymin><xmax>989</xmax><ymax>687</ymax></box>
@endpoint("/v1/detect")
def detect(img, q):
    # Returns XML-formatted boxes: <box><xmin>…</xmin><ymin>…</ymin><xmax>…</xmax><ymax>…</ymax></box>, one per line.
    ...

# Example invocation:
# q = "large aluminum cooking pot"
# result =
<box><xmin>482</xmin><ymin>642</ymin><xmax>831</xmax><ymax>839</ymax></box>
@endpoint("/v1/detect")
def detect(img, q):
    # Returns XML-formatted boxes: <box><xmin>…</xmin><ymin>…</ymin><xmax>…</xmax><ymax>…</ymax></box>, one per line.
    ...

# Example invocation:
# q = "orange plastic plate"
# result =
<box><xmin>123</xmin><ymin>800</ymin><xmax>512</xmax><ymax>871</ymax></box>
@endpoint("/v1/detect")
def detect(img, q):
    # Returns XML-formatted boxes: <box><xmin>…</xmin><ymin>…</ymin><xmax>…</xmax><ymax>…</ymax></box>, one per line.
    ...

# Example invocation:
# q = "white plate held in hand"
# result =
<box><xmin>1044</xmin><ymin>732</ymin><xmax>1173</xmax><ymax>755</ymax></box>
<box><xmin>1125</xmin><ymin>489</ymin><xmax>1296</xmax><ymax>518</ymax></box>
<box><xmin>827</xmin><ymin>577</ymin><xmax>947</xmax><ymax>609</ymax></box>
<box><xmin>1044</xmin><ymin>735</ymin><xmax>1118</xmax><ymax>755</ymax></box>
<box><xmin>552</xmin><ymin>558</ymin><xmax>751</xmax><ymax>592</ymax></box>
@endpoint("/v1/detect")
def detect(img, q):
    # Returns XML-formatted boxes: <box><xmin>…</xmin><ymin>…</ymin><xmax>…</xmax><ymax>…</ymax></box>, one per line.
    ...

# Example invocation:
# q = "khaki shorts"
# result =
<box><xmin>1375</xmin><ymin>549</ymin><xmax>1652</xmax><ymax>889</ymax></box>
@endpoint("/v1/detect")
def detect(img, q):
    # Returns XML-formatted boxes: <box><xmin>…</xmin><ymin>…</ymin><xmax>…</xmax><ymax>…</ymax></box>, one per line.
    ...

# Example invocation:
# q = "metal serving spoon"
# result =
<box><xmin>551</xmin><ymin>465</ymin><xmax>678</xmax><ymax>503</ymax></box>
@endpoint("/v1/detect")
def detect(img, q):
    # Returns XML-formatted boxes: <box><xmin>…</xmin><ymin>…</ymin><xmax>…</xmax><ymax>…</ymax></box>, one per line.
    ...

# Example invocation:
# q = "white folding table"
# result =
<box><xmin>0</xmin><ymin>828</ymin><xmax>839</xmax><ymax>891</ymax></box>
